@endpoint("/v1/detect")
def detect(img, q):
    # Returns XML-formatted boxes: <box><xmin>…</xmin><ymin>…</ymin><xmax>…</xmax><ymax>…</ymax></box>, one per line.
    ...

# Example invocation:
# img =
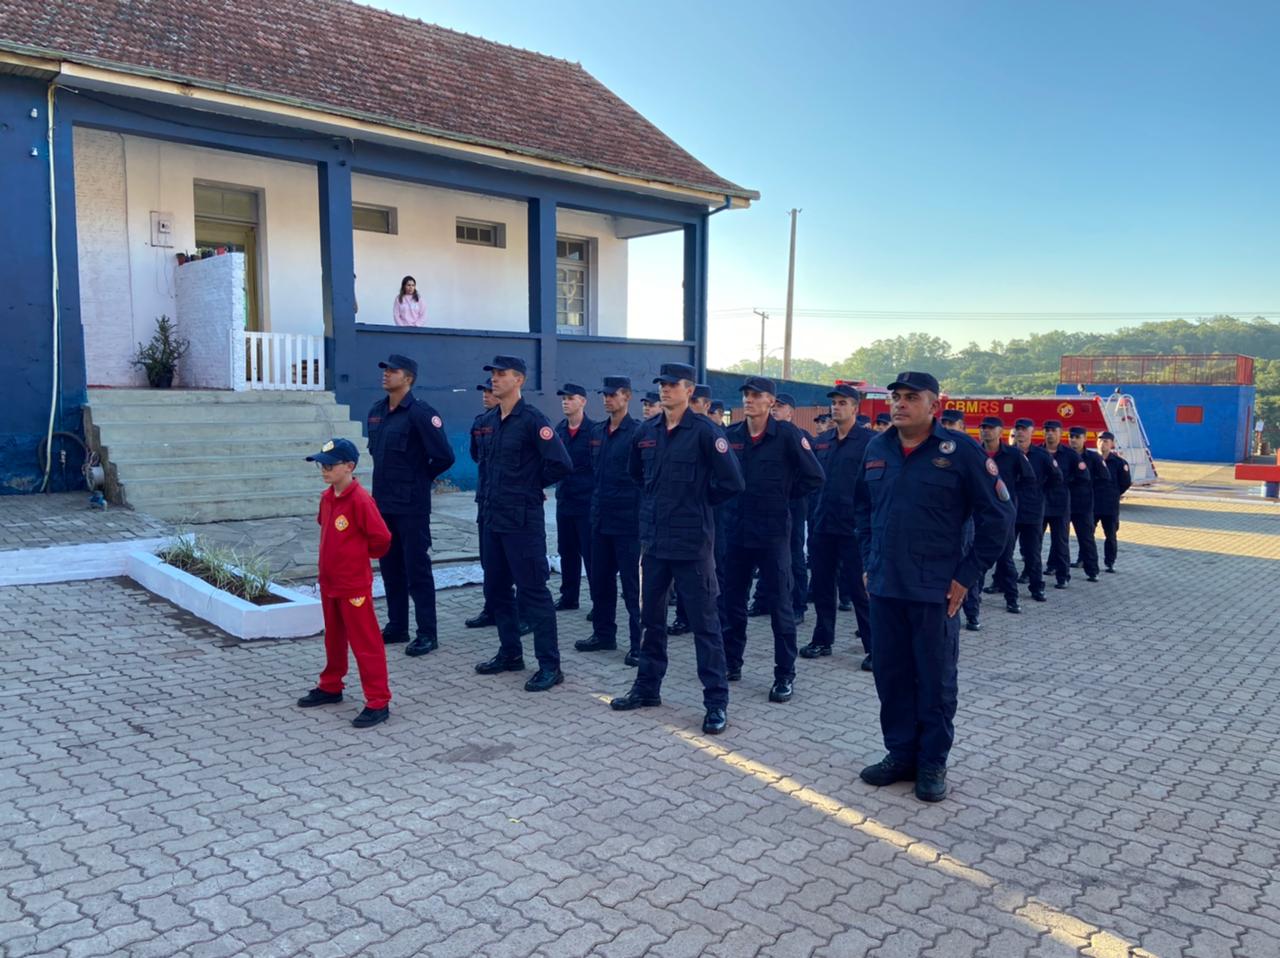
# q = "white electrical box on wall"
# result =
<box><xmin>150</xmin><ymin>211</ymin><xmax>175</xmax><ymax>247</ymax></box>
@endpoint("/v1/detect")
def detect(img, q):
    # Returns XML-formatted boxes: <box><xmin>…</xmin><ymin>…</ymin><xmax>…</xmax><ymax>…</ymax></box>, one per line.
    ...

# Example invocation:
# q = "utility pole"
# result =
<box><xmin>752</xmin><ymin>309</ymin><xmax>769</xmax><ymax>374</ymax></box>
<box><xmin>783</xmin><ymin>208</ymin><xmax>800</xmax><ymax>381</ymax></box>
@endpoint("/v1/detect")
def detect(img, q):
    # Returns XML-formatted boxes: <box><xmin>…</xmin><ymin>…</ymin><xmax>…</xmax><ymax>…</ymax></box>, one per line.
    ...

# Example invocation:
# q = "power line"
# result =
<box><xmin>711</xmin><ymin>308</ymin><xmax>1280</xmax><ymax>320</ymax></box>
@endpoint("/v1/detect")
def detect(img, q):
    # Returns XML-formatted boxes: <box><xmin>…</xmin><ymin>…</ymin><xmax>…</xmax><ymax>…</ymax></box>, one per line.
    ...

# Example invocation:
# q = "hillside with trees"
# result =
<box><xmin>721</xmin><ymin>315</ymin><xmax>1280</xmax><ymax>448</ymax></box>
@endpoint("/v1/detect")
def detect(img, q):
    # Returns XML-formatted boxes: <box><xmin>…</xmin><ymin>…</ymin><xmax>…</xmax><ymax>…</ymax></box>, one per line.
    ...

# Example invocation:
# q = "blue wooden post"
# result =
<box><xmin>528</xmin><ymin>195</ymin><xmax>558</xmax><ymax>392</ymax></box>
<box><xmin>683</xmin><ymin>216</ymin><xmax>708</xmax><ymax>376</ymax></box>
<box><xmin>318</xmin><ymin>151</ymin><xmax>356</xmax><ymax>404</ymax></box>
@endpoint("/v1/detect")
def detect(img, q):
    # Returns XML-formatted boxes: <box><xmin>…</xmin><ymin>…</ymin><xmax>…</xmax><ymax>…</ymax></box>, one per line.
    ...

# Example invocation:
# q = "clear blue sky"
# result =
<box><xmin>394</xmin><ymin>0</ymin><xmax>1280</xmax><ymax>366</ymax></box>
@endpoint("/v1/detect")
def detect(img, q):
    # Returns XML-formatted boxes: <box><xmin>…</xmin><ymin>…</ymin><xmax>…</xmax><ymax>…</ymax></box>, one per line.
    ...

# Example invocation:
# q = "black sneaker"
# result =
<box><xmin>1086</xmin><ymin>574</ymin><xmax>1099</xmax><ymax>583</ymax></box>
<box><xmin>915</xmin><ymin>766</ymin><xmax>948</xmax><ymax>802</ymax></box>
<box><xmin>981</xmin><ymin>585</ymin><xmax>1000</xmax><ymax>595</ymax></box>
<box><xmin>1005</xmin><ymin>601</ymin><xmax>1021</xmax><ymax>614</ymax></box>
<box><xmin>405</xmin><ymin>635</ymin><xmax>437</xmax><ymax>656</ymax></box>
<box><xmin>1017</xmin><ymin>572</ymin><xmax>1029</xmax><ymax>584</ymax></box>
<box><xmin>768</xmin><ymin>680</ymin><xmax>793</xmax><ymax>703</ymax></box>
<box><xmin>610</xmin><ymin>688</ymin><xmax>661</xmax><ymax>710</ymax></box>
<box><xmin>726</xmin><ymin>667</ymin><xmax>742</xmax><ymax>682</ymax></box>
<box><xmin>585</xmin><ymin>609</ymin><xmax>595</xmax><ymax>622</ymax></box>
<box><xmin>964</xmin><ymin>618</ymin><xmax>981</xmax><ymax>632</ymax></box>
<box><xmin>574</xmin><ymin>634</ymin><xmax>617</xmax><ymax>652</ymax></box>
<box><xmin>860</xmin><ymin>654</ymin><xmax>873</xmax><ymax>672</ymax></box>
<box><xmin>838</xmin><ymin>599</ymin><xmax>853</xmax><ymax>612</ymax></box>
<box><xmin>519</xmin><ymin>621</ymin><xmax>534</xmax><ymax>636</ymax></box>
<box><xmin>554</xmin><ymin>598</ymin><xmax>579</xmax><ymax>611</ymax></box>
<box><xmin>464</xmin><ymin>610</ymin><xmax>494</xmax><ymax>629</ymax></box>
<box><xmin>524</xmin><ymin>669</ymin><xmax>564</xmax><ymax>692</ymax></box>
<box><xmin>297</xmin><ymin>688</ymin><xmax>342</xmax><ymax>708</ymax></box>
<box><xmin>381</xmin><ymin>629</ymin><xmax>410</xmax><ymax>645</ymax></box>
<box><xmin>702</xmin><ymin>708</ymin><xmax>727</xmax><ymax>734</ymax></box>
<box><xmin>1104</xmin><ymin>566</ymin><xmax>1116</xmax><ymax>574</ymax></box>
<box><xmin>798</xmin><ymin>642</ymin><xmax>832</xmax><ymax>659</ymax></box>
<box><xmin>1030</xmin><ymin>592</ymin><xmax>1047</xmax><ymax>602</ymax></box>
<box><xmin>859</xmin><ymin>755</ymin><xmax>916</xmax><ymax>786</ymax></box>
<box><xmin>351</xmin><ymin>706</ymin><xmax>389</xmax><ymax>728</ymax></box>
<box><xmin>475</xmin><ymin>655</ymin><xmax>525</xmax><ymax>675</ymax></box>
<box><xmin>1054</xmin><ymin>581</ymin><xmax>1069</xmax><ymax>590</ymax></box>
<box><xmin>668</xmin><ymin>618</ymin><xmax>689</xmax><ymax>636</ymax></box>
<box><xmin>624</xmin><ymin>650</ymin><xmax>640</xmax><ymax>667</ymax></box>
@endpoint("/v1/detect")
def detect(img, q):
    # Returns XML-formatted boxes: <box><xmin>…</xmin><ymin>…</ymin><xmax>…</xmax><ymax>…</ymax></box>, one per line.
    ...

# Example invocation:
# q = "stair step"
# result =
<box><xmin>88</xmin><ymin>388</ymin><xmax>338</xmax><ymax>405</ymax></box>
<box><xmin>101</xmin><ymin>437</ymin><xmax>369</xmax><ymax>461</ymax></box>
<box><xmin>95</xmin><ymin>420</ymin><xmax>364</xmax><ymax>443</ymax></box>
<box><xmin>131</xmin><ymin>490</ymin><xmax>327</xmax><ymax>522</ymax></box>
<box><xmin>119</xmin><ymin>454</ymin><xmax>368</xmax><ymax>480</ymax></box>
<box><xmin>124</xmin><ymin>472</ymin><xmax>323</xmax><ymax>498</ymax></box>
<box><xmin>90</xmin><ymin>403</ymin><xmax>352</xmax><ymax>425</ymax></box>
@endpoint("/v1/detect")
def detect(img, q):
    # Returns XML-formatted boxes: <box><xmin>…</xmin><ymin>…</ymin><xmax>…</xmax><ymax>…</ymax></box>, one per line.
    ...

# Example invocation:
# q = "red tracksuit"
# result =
<box><xmin>315</xmin><ymin>479</ymin><xmax>393</xmax><ymax>708</ymax></box>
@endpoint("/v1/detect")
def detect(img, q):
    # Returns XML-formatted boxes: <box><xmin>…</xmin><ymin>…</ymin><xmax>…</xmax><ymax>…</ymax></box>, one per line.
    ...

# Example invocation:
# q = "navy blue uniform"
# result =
<box><xmin>807</xmin><ymin>424</ymin><xmax>874</xmax><ymax>654</ymax></box>
<box><xmin>984</xmin><ymin>444</ymin><xmax>1037</xmax><ymax>603</ymax></box>
<box><xmin>554</xmin><ymin>415</ymin><xmax>596</xmax><ymax>606</ymax></box>
<box><xmin>588</xmin><ymin>415</ymin><xmax>642</xmax><ymax>653</ymax></box>
<box><xmin>1070</xmin><ymin>448</ymin><xmax>1109</xmax><ymax>577</ymax></box>
<box><xmin>477</xmin><ymin>399</ymin><xmax>573</xmax><ymax>670</ymax></box>
<box><xmin>1015</xmin><ymin>444</ymin><xmax>1062</xmax><ymax>595</ymax></box>
<box><xmin>854</xmin><ymin>423</ymin><xmax>1013</xmax><ymax>770</ymax></box>
<box><xmin>721</xmin><ymin>419</ymin><xmax>825</xmax><ymax>682</ymax></box>
<box><xmin>1094</xmin><ymin>452</ymin><xmax>1131</xmax><ymax>570</ymax></box>
<box><xmin>630</xmin><ymin>408</ymin><xmax>745</xmax><ymax>708</ymax></box>
<box><xmin>366</xmin><ymin>392</ymin><xmax>456</xmax><ymax>641</ymax></box>
<box><xmin>1044</xmin><ymin>444</ymin><xmax>1080</xmax><ymax>585</ymax></box>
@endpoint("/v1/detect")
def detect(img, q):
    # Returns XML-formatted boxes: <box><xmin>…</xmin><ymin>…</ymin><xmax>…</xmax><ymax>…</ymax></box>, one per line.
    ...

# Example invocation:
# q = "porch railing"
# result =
<box><xmin>238</xmin><ymin>331</ymin><xmax>325</xmax><ymax>391</ymax></box>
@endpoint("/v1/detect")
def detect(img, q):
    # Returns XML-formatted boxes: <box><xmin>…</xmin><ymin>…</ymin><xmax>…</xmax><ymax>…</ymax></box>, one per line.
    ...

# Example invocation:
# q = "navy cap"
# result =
<box><xmin>775</xmin><ymin>392</ymin><xmax>797</xmax><ymax>407</ymax></box>
<box><xmin>875</xmin><ymin>413</ymin><xmax>891</xmax><ymax>424</ymax></box>
<box><xmin>556</xmin><ymin>382</ymin><xmax>587</xmax><ymax>398</ymax></box>
<box><xmin>654</xmin><ymin>362</ymin><xmax>695</xmax><ymax>385</ymax></box>
<box><xmin>1014</xmin><ymin>418</ymin><xmax>1034</xmax><ymax>428</ymax></box>
<box><xmin>483</xmin><ymin>354</ymin><xmax>528</xmax><ymax>374</ymax></box>
<box><xmin>1043</xmin><ymin>419</ymin><xmax>1063</xmax><ymax>430</ymax></box>
<box><xmin>1068</xmin><ymin>425</ymin><xmax>1087</xmax><ymax>437</ymax></box>
<box><xmin>379</xmin><ymin>353</ymin><xmax>419</xmax><ymax>378</ymax></box>
<box><xmin>980</xmin><ymin>416</ymin><xmax>1004</xmax><ymax>429</ymax></box>
<box><xmin>306</xmin><ymin>437</ymin><xmax>359</xmax><ymax>466</ymax></box>
<box><xmin>709</xmin><ymin>400</ymin><xmax>725</xmax><ymax>415</ymax></box>
<box><xmin>599</xmin><ymin>376</ymin><xmax>632</xmax><ymax>395</ymax></box>
<box><xmin>827</xmin><ymin>384</ymin><xmax>862</xmax><ymax>401</ymax></box>
<box><xmin>739</xmin><ymin>375</ymin><xmax>776</xmax><ymax>395</ymax></box>
<box><xmin>692</xmin><ymin>383</ymin><xmax>711</xmax><ymax>400</ymax></box>
<box><xmin>815</xmin><ymin>412</ymin><xmax>832</xmax><ymax>423</ymax></box>
<box><xmin>475</xmin><ymin>379</ymin><xmax>493</xmax><ymax>392</ymax></box>
<box><xmin>642</xmin><ymin>391</ymin><xmax>660</xmax><ymax>404</ymax></box>
<box><xmin>855</xmin><ymin>414</ymin><xmax>872</xmax><ymax>426</ymax></box>
<box><xmin>940</xmin><ymin>409</ymin><xmax>965</xmax><ymax>423</ymax></box>
<box><xmin>1099</xmin><ymin>430</ymin><xmax>1116</xmax><ymax>440</ymax></box>
<box><xmin>887</xmin><ymin>370</ymin><xmax>940</xmax><ymax>394</ymax></box>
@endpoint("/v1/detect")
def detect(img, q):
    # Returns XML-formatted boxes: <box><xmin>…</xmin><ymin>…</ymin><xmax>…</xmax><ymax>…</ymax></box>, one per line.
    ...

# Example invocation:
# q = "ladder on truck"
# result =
<box><xmin>1100</xmin><ymin>392</ymin><xmax>1158</xmax><ymax>485</ymax></box>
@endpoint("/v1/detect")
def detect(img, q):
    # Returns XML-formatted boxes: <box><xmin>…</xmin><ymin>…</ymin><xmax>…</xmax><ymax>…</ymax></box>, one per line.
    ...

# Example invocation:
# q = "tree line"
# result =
<box><xmin>722</xmin><ymin>315</ymin><xmax>1280</xmax><ymax>449</ymax></box>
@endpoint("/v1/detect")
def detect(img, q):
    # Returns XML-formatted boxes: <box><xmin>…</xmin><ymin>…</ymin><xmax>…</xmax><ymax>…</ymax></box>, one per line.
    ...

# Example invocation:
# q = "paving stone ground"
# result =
<box><xmin>2</xmin><ymin>492</ymin><xmax>1279</xmax><ymax>957</ymax></box>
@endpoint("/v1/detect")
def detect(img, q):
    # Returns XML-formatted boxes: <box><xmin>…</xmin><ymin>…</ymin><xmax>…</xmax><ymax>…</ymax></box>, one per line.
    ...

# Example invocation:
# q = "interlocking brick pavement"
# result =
<box><xmin>1</xmin><ymin>494</ymin><xmax>1278</xmax><ymax>957</ymax></box>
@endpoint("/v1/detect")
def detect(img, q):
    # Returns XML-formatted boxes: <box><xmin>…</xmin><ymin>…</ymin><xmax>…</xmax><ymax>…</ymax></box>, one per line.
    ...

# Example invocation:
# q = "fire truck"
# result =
<box><xmin>842</xmin><ymin>383</ymin><xmax>1158</xmax><ymax>486</ymax></box>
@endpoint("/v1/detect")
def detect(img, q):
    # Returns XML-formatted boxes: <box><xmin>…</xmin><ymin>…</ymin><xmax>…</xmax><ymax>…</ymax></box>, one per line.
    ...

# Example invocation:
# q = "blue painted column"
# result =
<box><xmin>528</xmin><ymin>195</ymin><xmax>558</xmax><ymax>391</ymax></box>
<box><xmin>318</xmin><ymin>149</ymin><xmax>356</xmax><ymax>405</ymax></box>
<box><xmin>51</xmin><ymin>94</ymin><xmax>87</xmax><ymax>421</ymax></box>
<box><xmin>683</xmin><ymin>216</ymin><xmax>709</xmax><ymax>376</ymax></box>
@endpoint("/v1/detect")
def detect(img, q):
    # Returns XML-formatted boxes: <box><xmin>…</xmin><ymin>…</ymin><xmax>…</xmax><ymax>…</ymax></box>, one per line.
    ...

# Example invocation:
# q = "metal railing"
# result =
<box><xmin>241</xmin><ymin>332</ymin><xmax>325</xmax><ymax>391</ymax></box>
<box><xmin>1060</xmin><ymin>354</ymin><xmax>1254</xmax><ymax>386</ymax></box>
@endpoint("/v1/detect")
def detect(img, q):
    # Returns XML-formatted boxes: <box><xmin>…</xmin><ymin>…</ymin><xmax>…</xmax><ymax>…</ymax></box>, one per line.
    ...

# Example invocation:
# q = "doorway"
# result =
<box><xmin>194</xmin><ymin>184</ymin><xmax>263</xmax><ymax>332</ymax></box>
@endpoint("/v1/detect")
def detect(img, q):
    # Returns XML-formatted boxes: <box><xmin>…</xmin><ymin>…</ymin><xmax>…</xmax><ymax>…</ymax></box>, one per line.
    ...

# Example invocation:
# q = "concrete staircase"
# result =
<box><xmin>85</xmin><ymin>388</ymin><xmax>368</xmax><ymax>522</ymax></box>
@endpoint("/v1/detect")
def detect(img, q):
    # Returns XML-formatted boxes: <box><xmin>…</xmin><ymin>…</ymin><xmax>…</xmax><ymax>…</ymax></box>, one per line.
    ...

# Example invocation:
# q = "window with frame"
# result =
<box><xmin>455</xmin><ymin>218</ymin><xmax>506</xmax><ymax>248</ymax></box>
<box><xmin>353</xmin><ymin>204</ymin><xmax>397</xmax><ymax>234</ymax></box>
<box><xmin>556</xmin><ymin>237</ymin><xmax>589</xmax><ymax>333</ymax></box>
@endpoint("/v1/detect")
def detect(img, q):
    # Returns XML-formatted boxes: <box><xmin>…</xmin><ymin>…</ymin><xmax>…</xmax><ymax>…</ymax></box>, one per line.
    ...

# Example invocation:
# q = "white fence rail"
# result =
<box><xmin>238</xmin><ymin>332</ymin><xmax>326</xmax><ymax>391</ymax></box>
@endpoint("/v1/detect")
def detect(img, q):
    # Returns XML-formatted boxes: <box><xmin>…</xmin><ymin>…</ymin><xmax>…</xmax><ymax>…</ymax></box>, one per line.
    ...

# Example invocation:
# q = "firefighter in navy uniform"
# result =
<box><xmin>976</xmin><ymin>417</ymin><xmax>1036</xmax><ymax>614</ymax></box>
<box><xmin>1040</xmin><ymin>420</ymin><xmax>1079</xmax><ymax>589</ymax></box>
<box><xmin>641</xmin><ymin>392</ymin><xmax>661</xmax><ymax>419</ymax></box>
<box><xmin>721</xmin><ymin>377</ymin><xmax>825</xmax><ymax>702</ymax></box>
<box><xmin>465</xmin><ymin>379</ymin><xmax>498</xmax><ymax>629</ymax></box>
<box><xmin>799</xmin><ymin>384</ymin><xmax>875</xmax><ymax>670</ymax></box>
<box><xmin>577</xmin><ymin>376</ymin><xmax>643</xmax><ymax>664</ymax></box>
<box><xmin>940</xmin><ymin>409</ymin><xmax>984</xmax><ymax>630</ymax></box>
<box><xmin>1011</xmin><ymin>417</ymin><xmax>1062</xmax><ymax>601</ymax></box>
<box><xmin>610</xmin><ymin>362</ymin><xmax>745</xmax><ymax>734</ymax></box>
<box><xmin>1067</xmin><ymin>425</ymin><xmax>1108</xmax><ymax>581</ymax></box>
<box><xmin>473</xmin><ymin>355</ymin><xmax>574</xmax><ymax>692</ymax></box>
<box><xmin>1094</xmin><ymin>431</ymin><xmax>1132</xmax><ymax>572</ymax></box>
<box><xmin>553</xmin><ymin>383</ymin><xmax>596</xmax><ymax>612</ymax></box>
<box><xmin>366</xmin><ymin>354</ymin><xmax>456</xmax><ymax>657</ymax></box>
<box><xmin>855</xmin><ymin>372</ymin><xmax>1013</xmax><ymax>803</ymax></box>
<box><xmin>748</xmin><ymin>392</ymin><xmax>812</xmax><ymax>624</ymax></box>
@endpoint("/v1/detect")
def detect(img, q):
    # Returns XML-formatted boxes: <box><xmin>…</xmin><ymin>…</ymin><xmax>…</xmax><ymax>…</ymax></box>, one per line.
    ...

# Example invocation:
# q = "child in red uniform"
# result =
<box><xmin>296</xmin><ymin>438</ymin><xmax>394</xmax><ymax>728</ymax></box>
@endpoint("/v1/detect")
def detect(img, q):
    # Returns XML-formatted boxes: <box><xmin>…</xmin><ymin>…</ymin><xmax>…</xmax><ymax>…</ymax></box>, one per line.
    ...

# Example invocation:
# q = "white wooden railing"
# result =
<box><xmin>238</xmin><ymin>332</ymin><xmax>326</xmax><ymax>391</ymax></box>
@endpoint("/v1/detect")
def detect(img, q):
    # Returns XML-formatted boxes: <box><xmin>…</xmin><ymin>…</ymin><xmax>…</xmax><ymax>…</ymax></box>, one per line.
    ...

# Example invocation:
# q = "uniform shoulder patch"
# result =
<box><xmin>939</xmin><ymin>440</ymin><xmax>956</xmax><ymax>454</ymax></box>
<box><xmin>1123</xmin><ymin>464</ymin><xmax>1129</xmax><ymax>471</ymax></box>
<box><xmin>431</xmin><ymin>415</ymin><xmax>443</xmax><ymax>428</ymax></box>
<box><xmin>801</xmin><ymin>436</ymin><xmax>812</xmax><ymax>450</ymax></box>
<box><xmin>995</xmin><ymin>479</ymin><xmax>1011</xmax><ymax>502</ymax></box>
<box><xmin>539</xmin><ymin>426</ymin><xmax>554</xmax><ymax>441</ymax></box>
<box><xmin>715</xmin><ymin>437</ymin><xmax>729</xmax><ymax>454</ymax></box>
<box><xmin>334</xmin><ymin>514</ymin><xmax>349</xmax><ymax>532</ymax></box>
<box><xmin>985</xmin><ymin>458</ymin><xmax>999</xmax><ymax>477</ymax></box>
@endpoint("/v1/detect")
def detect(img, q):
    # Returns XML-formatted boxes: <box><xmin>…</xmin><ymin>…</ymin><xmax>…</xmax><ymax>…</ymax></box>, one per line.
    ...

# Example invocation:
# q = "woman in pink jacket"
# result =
<box><xmin>393</xmin><ymin>276</ymin><xmax>425</xmax><ymax>327</ymax></box>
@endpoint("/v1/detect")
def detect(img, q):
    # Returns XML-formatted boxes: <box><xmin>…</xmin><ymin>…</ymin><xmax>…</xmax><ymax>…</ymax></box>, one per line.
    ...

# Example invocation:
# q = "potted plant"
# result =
<box><xmin>131</xmin><ymin>315</ymin><xmax>190</xmax><ymax>388</ymax></box>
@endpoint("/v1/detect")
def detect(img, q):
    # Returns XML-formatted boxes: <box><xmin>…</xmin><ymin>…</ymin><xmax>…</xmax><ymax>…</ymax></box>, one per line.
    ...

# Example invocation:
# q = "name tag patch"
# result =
<box><xmin>932</xmin><ymin>457</ymin><xmax>952</xmax><ymax>469</ymax></box>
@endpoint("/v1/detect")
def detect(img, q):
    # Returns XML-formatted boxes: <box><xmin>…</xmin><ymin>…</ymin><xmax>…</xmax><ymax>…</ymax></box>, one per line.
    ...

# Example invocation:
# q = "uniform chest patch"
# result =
<box><xmin>431</xmin><ymin>415</ymin><xmax>443</xmax><ymax>428</ymax></box>
<box><xmin>815</xmin><ymin>443</ymin><xmax>830</xmax><ymax>451</ymax></box>
<box><xmin>334</xmin><ymin>514</ymin><xmax>349</xmax><ymax>532</ymax></box>
<box><xmin>539</xmin><ymin>426</ymin><xmax>554</xmax><ymax>441</ymax></box>
<box><xmin>368</xmin><ymin>416</ymin><xmax>382</xmax><ymax>426</ymax></box>
<box><xmin>865</xmin><ymin>459</ymin><xmax>886</xmax><ymax>470</ymax></box>
<box><xmin>1078</xmin><ymin>461</ymin><xmax>1087</xmax><ymax>470</ymax></box>
<box><xmin>730</xmin><ymin>442</ymin><xmax>745</xmax><ymax>451</ymax></box>
<box><xmin>985</xmin><ymin>458</ymin><xmax>999</xmax><ymax>476</ymax></box>
<box><xmin>995</xmin><ymin>479</ymin><xmax>1011</xmax><ymax>502</ymax></box>
<box><xmin>715</xmin><ymin>437</ymin><xmax>729</xmax><ymax>453</ymax></box>
<box><xmin>939</xmin><ymin>440</ymin><xmax>956</xmax><ymax>454</ymax></box>
<box><xmin>932</xmin><ymin>457</ymin><xmax>952</xmax><ymax>469</ymax></box>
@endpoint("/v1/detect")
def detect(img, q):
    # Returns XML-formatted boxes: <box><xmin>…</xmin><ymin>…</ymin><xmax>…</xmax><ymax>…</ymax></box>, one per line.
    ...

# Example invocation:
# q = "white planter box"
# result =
<box><xmin>126</xmin><ymin>551</ymin><xmax>322</xmax><ymax>640</ymax></box>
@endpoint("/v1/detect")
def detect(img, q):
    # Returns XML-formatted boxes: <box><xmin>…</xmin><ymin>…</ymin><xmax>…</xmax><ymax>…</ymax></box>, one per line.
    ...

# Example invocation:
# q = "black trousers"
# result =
<box><xmin>869</xmin><ymin>595</ymin><xmax>960</xmax><ymax>770</ymax></box>
<box><xmin>1015</xmin><ymin>521</ymin><xmax>1045</xmax><ymax>594</ymax></box>
<box><xmin>482</xmin><ymin>527</ymin><xmax>559</xmax><ymax>671</ymax></box>
<box><xmin>723</xmin><ymin>543</ymin><xmax>796</xmax><ymax>681</ymax></box>
<box><xmin>1095</xmin><ymin>513</ymin><xmax>1120</xmax><ymax>568</ymax></box>
<box><xmin>808</xmin><ymin>532</ymin><xmax>870</xmax><ymax>653</ymax></box>
<box><xmin>1070</xmin><ymin>510</ymin><xmax>1099</xmax><ymax>577</ymax></box>
<box><xmin>379</xmin><ymin>512</ymin><xmax>436</xmax><ymax>639</ymax></box>
<box><xmin>749</xmin><ymin>502</ymin><xmax>809</xmax><ymax>615</ymax></box>
<box><xmin>637</xmin><ymin>553</ymin><xmax>728</xmax><ymax>709</ymax></box>
<box><xmin>1043</xmin><ymin>513</ymin><xmax>1071</xmax><ymax>584</ymax></box>
<box><xmin>589</xmin><ymin>531</ymin><xmax>641</xmax><ymax>652</ymax></box>
<box><xmin>987</xmin><ymin>524</ymin><xmax>1020</xmax><ymax>602</ymax></box>
<box><xmin>555</xmin><ymin>509</ymin><xmax>592</xmax><ymax>605</ymax></box>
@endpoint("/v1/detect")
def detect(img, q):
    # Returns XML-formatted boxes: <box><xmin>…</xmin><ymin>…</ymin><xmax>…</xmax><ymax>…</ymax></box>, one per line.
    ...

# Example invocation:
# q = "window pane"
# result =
<box><xmin>353</xmin><ymin>206</ymin><xmax>391</xmax><ymax>233</ymax></box>
<box><xmin>194</xmin><ymin>185</ymin><xmax>222</xmax><ymax>217</ymax></box>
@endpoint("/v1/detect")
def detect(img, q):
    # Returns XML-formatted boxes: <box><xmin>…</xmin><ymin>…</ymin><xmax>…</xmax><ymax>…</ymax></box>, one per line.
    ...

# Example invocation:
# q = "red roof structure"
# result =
<box><xmin>0</xmin><ymin>0</ymin><xmax>755</xmax><ymax>200</ymax></box>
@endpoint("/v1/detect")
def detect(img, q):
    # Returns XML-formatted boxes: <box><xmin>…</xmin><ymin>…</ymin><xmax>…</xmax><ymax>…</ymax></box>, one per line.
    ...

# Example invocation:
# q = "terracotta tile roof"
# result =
<box><xmin>0</xmin><ymin>0</ymin><xmax>755</xmax><ymax>200</ymax></box>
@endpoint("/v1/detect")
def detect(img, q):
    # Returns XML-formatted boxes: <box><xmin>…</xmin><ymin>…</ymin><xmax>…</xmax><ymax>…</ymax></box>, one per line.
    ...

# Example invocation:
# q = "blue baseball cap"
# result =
<box><xmin>484</xmin><ymin>354</ymin><xmax>528</xmax><ymax>374</ymax></box>
<box><xmin>654</xmin><ymin>362</ymin><xmax>695</xmax><ymax>385</ymax></box>
<box><xmin>940</xmin><ymin>409</ymin><xmax>965</xmax><ymax>424</ymax></box>
<box><xmin>306</xmin><ymin>437</ymin><xmax>359</xmax><ymax>466</ymax></box>
<box><xmin>692</xmin><ymin>383</ymin><xmax>711</xmax><ymax>400</ymax></box>
<box><xmin>642</xmin><ymin>391</ymin><xmax>660</xmax><ymax>404</ymax></box>
<box><xmin>1043</xmin><ymin>419</ymin><xmax>1063</xmax><ymax>430</ymax></box>
<box><xmin>1099</xmin><ymin>430</ymin><xmax>1115</xmax><ymax>440</ymax></box>
<box><xmin>1014</xmin><ymin>418</ymin><xmax>1034</xmax><ymax>429</ymax></box>
<box><xmin>775</xmin><ymin>392</ymin><xmax>797</xmax><ymax>407</ymax></box>
<box><xmin>1068</xmin><ymin>425</ymin><xmax>1087</xmax><ymax>437</ymax></box>
<box><xmin>556</xmin><ymin>383</ymin><xmax>587</xmax><ymax>398</ymax></box>
<box><xmin>827</xmin><ymin>384</ymin><xmax>862</xmax><ymax>401</ymax></box>
<box><xmin>599</xmin><ymin>376</ymin><xmax>632</xmax><ymax>395</ymax></box>
<box><xmin>378</xmin><ymin>354</ymin><xmax>419</xmax><ymax>378</ymax></box>
<box><xmin>475</xmin><ymin>379</ymin><xmax>493</xmax><ymax>392</ymax></box>
<box><xmin>709</xmin><ymin>400</ymin><xmax>726</xmax><ymax>415</ymax></box>
<box><xmin>887</xmin><ymin>371</ymin><xmax>941</xmax><ymax>395</ymax></box>
<box><xmin>855</xmin><ymin>414</ymin><xmax>872</xmax><ymax>426</ymax></box>
<box><xmin>875</xmin><ymin>413</ymin><xmax>891</xmax><ymax>424</ymax></box>
<box><xmin>980</xmin><ymin>416</ymin><xmax>1004</xmax><ymax>429</ymax></box>
<box><xmin>739</xmin><ymin>375</ymin><xmax>777</xmax><ymax>395</ymax></box>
